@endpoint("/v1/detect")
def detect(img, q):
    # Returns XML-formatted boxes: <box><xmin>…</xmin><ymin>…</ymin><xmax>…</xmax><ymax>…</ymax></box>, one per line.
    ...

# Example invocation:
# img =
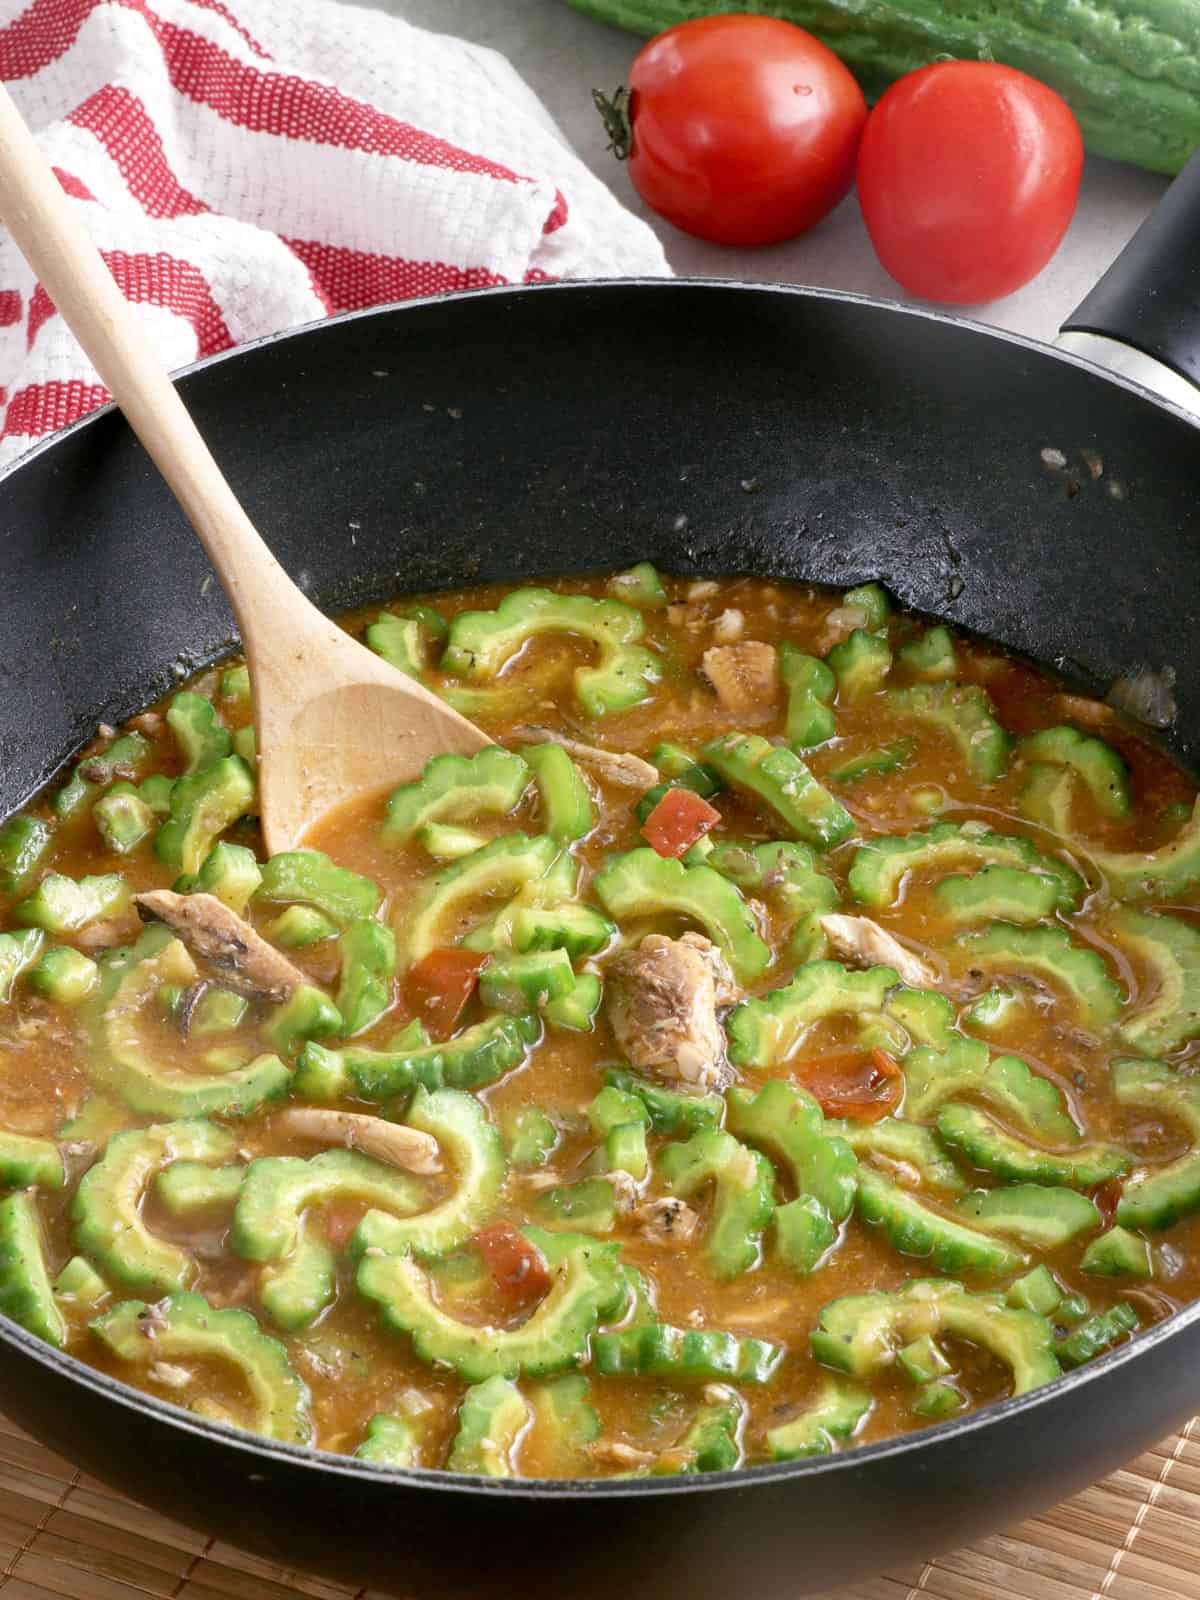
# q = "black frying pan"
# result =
<box><xmin>0</xmin><ymin>150</ymin><xmax>1199</xmax><ymax>1600</ymax></box>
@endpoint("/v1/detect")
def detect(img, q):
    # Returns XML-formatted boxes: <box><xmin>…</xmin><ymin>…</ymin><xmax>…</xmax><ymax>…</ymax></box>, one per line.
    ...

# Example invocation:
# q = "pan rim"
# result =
<box><xmin>1</xmin><ymin>274</ymin><xmax>1196</xmax><ymax>1498</ymax></box>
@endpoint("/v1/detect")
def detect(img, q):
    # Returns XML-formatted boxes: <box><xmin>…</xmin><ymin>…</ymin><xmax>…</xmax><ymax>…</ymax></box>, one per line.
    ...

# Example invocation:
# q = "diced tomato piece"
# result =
<box><xmin>473</xmin><ymin>1221</ymin><xmax>551</xmax><ymax>1305</ymax></box>
<box><xmin>794</xmin><ymin>1047</ymin><xmax>902</xmax><ymax>1123</ymax></box>
<box><xmin>640</xmin><ymin>785</ymin><xmax>721</xmax><ymax>858</ymax></box>
<box><xmin>404</xmin><ymin>948</ymin><xmax>488</xmax><ymax>1040</ymax></box>
<box><xmin>324</xmin><ymin>1202</ymin><xmax>363</xmax><ymax>1251</ymax></box>
<box><xmin>1093</xmin><ymin>1177</ymin><xmax>1124</xmax><ymax>1231</ymax></box>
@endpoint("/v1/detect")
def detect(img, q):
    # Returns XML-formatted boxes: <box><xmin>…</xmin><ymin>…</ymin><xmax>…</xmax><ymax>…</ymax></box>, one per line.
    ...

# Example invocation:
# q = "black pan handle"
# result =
<box><xmin>1058</xmin><ymin>146</ymin><xmax>1200</xmax><ymax>407</ymax></box>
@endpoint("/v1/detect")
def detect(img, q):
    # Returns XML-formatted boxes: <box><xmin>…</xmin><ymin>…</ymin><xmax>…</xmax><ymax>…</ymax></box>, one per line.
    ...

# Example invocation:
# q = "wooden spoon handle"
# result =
<box><xmin>0</xmin><ymin>84</ymin><xmax>297</xmax><ymax>630</ymax></box>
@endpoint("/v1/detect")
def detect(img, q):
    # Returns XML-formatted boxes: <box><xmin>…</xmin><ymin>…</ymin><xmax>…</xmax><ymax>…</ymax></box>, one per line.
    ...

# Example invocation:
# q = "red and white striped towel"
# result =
<box><xmin>0</xmin><ymin>0</ymin><xmax>669</xmax><ymax>468</ymax></box>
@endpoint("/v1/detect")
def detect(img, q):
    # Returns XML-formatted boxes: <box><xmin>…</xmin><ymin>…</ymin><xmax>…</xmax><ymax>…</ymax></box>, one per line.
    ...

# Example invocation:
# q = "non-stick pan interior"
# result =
<box><xmin>1</xmin><ymin>279</ymin><xmax>1197</xmax><ymax>823</ymax></box>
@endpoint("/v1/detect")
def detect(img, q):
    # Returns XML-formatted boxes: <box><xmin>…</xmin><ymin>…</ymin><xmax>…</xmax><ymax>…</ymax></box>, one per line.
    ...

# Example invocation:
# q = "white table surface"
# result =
<box><xmin>370</xmin><ymin>0</ymin><xmax>1168</xmax><ymax>346</ymax></box>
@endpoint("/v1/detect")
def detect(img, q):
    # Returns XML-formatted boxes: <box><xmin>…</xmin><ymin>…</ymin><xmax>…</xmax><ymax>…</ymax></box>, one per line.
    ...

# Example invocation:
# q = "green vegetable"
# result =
<box><xmin>656</xmin><ymin>1129</ymin><xmax>776</xmax><ymax>1279</ymax></box>
<box><xmin>660</xmin><ymin>1386</ymin><xmax>745</xmax><ymax>1474</ymax></box>
<box><xmin>961</xmin><ymin>987</ymin><xmax>1026</xmax><ymax>1036</ymax></box>
<box><xmin>354</xmin><ymin>1413</ymin><xmax>421</xmax><ymax>1469</ymax></box>
<box><xmin>416</xmin><ymin>823</ymin><xmax>490</xmax><ymax>861</ymax></box>
<box><xmin>219</xmin><ymin>664</ymin><xmax>250</xmax><ymax>706</ymax></box>
<box><xmin>934</xmin><ymin>866</ymin><xmax>1060</xmax><ymax>926</ymax></box>
<box><xmin>447</xmin><ymin>1376</ymin><xmax>531</xmax><ymax>1476</ymax></box>
<box><xmin>25</xmin><ymin>944</ymin><xmax>97</xmax><ymax>1006</ymax></box>
<box><xmin>256</xmin><ymin>849</ymin><xmax>380</xmax><ymax>928</ymax></box>
<box><xmin>779</xmin><ymin>645</ymin><xmax>836</xmax><ymax>748</ymax></box>
<box><xmin>592</xmin><ymin>1320</ymin><xmax>783</xmax><ymax>1384</ymax></box>
<box><xmin>92</xmin><ymin>784</ymin><xmax>154</xmax><ymax>854</ymax></box>
<box><xmin>349</xmin><ymin>1090</ymin><xmax>506</xmax><ymax>1260</ymax></box>
<box><xmin>604</xmin><ymin>1067</ymin><xmax>722</xmax><ymax>1135</ymax></box>
<box><xmin>706</xmin><ymin>837</ymin><xmax>838</xmax><ymax>963</ymax></box>
<box><xmin>727</xmin><ymin>961</ymin><xmax>898</xmax><ymax>1070</ymax></box>
<box><xmin>311</xmin><ymin>1011</ymin><xmax>539</xmax><ymax>1101</ymax></box>
<box><xmin>137</xmin><ymin>775</ymin><xmax>175</xmax><ymax>818</ymax></box>
<box><xmin>811</xmin><ymin>1277</ymin><xmax>1059</xmax><ymax>1396</ymax></box>
<box><xmin>544</xmin><ymin>971</ymin><xmax>603</xmax><ymax>1031</ymax></box>
<box><xmin>13</xmin><ymin>872</ymin><xmax>128</xmax><ymax>933</ymax></box>
<box><xmin>1080</xmin><ymin>1226</ymin><xmax>1153</xmax><ymax>1279</ymax></box>
<box><xmin>912</xmin><ymin>1380</ymin><xmax>967</xmax><ymax>1419</ymax></box>
<box><xmin>896</xmin><ymin>1333</ymin><xmax>951</xmax><ymax>1384</ymax></box>
<box><xmin>1058</xmin><ymin>1302</ymin><xmax>1138</xmax><ymax>1368</ymax></box>
<box><xmin>267</xmin><ymin>905</ymin><xmax>338</xmax><ymax>948</ymax></box>
<box><xmin>957</xmin><ymin>923</ymin><xmax>1123</xmax><ymax>1030</ymax></box>
<box><xmin>441</xmin><ymin>588</ymin><xmax>661</xmax><ymax>717</ymax></box>
<box><xmin>232</xmin><ymin>726</ymin><xmax>255</xmax><ymax>765</ymax></box>
<box><xmin>887</xmin><ymin>683</ymin><xmax>1010</xmax><ymax>783</ymax></box>
<box><xmin>701</xmin><ymin>732</ymin><xmax>854</xmax><ymax>850</ymax></box>
<box><xmin>827</xmin><ymin>629</ymin><xmax>891</xmax><ymax>699</ymax></box>
<box><xmin>1112</xmin><ymin>908</ymin><xmax>1200</xmax><ymax>1056</ymax></box>
<box><xmin>828</xmin><ymin>740</ymin><xmax>914</xmax><ymax>785</ymax></box>
<box><xmin>934</xmin><ymin>1104</ymin><xmax>1129</xmax><ymax>1189</ymax></box>
<box><xmin>532</xmin><ymin>1177</ymin><xmax>617</xmax><ymax>1234</ymax></box>
<box><xmin>843</xmin><ymin>582</ymin><xmax>892</xmax><ymax>630</ymax></box>
<box><xmin>896</xmin><ymin>626</ymin><xmax>957</xmax><ymax>683</ymax></box>
<box><xmin>155</xmin><ymin>1162</ymin><xmax>244</xmax><ymax>1216</ymax></box>
<box><xmin>155</xmin><ymin>756</ymin><xmax>255</xmax><ymax>876</ymax></box>
<box><xmin>0</xmin><ymin>1192</ymin><xmax>65</xmax><ymax>1347</ymax></box>
<box><xmin>81</xmin><ymin>929</ymin><xmax>289</xmax><ymax>1117</ymax></box>
<box><xmin>958</xmin><ymin>1184</ymin><xmax>1100</xmax><ymax>1249</ymax></box>
<box><xmin>92</xmin><ymin>1292</ymin><xmax>311</xmax><ymax>1443</ymax></box>
<box><xmin>404</xmin><ymin>833</ymin><xmax>559</xmax><ymax>968</ymax></box>
<box><xmin>189</xmin><ymin>842</ymin><xmax>262</xmax><ymax>914</ymax></box>
<box><xmin>382</xmin><ymin>747</ymin><xmax>533</xmax><ymax>844</ymax></box>
<box><xmin>1018</xmin><ymin>726</ymin><xmax>1130</xmax><ymax>820</ymax></box>
<box><xmin>903</xmin><ymin>1036</ymin><xmax>1078</xmax><ymax>1143</ymax></box>
<box><xmin>335</xmin><ymin>918</ymin><xmax>396</xmax><ymax>1037</ymax></box>
<box><xmin>848</xmin><ymin>821</ymin><xmax>1082</xmax><ymax>910</ymax></box>
<box><xmin>166</xmin><ymin>692</ymin><xmax>232</xmax><ymax>774</ymax></box>
<box><xmin>828</xmin><ymin>1117</ymin><xmax>965</xmax><ymax>1193</ymax></box>
<box><xmin>365</xmin><ymin>613</ymin><xmax>429</xmax><ymax>678</ymax></box>
<box><xmin>55</xmin><ymin>733</ymin><xmax>153</xmax><ymax>819</ymax></box>
<box><xmin>506</xmin><ymin>1107</ymin><xmax>558</xmax><ymax>1167</ymax></box>
<box><xmin>635</xmin><ymin>761</ymin><xmax>721</xmax><ymax>824</ymax></box>
<box><xmin>504</xmin><ymin>903</ymin><xmax>616</xmax><ymax>962</ymax></box>
<box><xmin>53</xmin><ymin>1255</ymin><xmax>110</xmax><ymax>1308</ymax></box>
<box><xmin>608</xmin><ymin>561</ymin><xmax>668</xmax><ymax>608</ymax></box>
<box><xmin>1006</xmin><ymin>1266</ymin><xmax>1062</xmax><ymax>1315</ymax></box>
<box><xmin>857</xmin><ymin>1168</ymin><xmax>1026</xmax><ymax>1276</ymax></box>
<box><xmin>357</xmin><ymin>1227</ymin><xmax>626</xmax><ymax>1381</ymax></box>
<box><xmin>588</xmin><ymin>1086</ymin><xmax>651</xmax><ymax>1181</ymax></box>
<box><xmin>0</xmin><ymin>815</ymin><xmax>51</xmax><ymax>895</ymax></box>
<box><xmin>0</xmin><ymin>1129</ymin><xmax>64</xmax><ymax>1190</ymax></box>
<box><xmin>73</xmin><ymin>1119</ymin><xmax>236</xmax><ymax>1295</ymax></box>
<box><xmin>593</xmin><ymin>847</ymin><xmax>769</xmax><ymax>983</ymax></box>
<box><xmin>771</xmin><ymin>1376</ymin><xmax>876</xmax><ymax>1465</ymax></box>
<box><xmin>479</xmin><ymin>949</ymin><xmax>576</xmax><ymax>1014</ymax></box>
<box><xmin>234</xmin><ymin>1149</ymin><xmax>424</xmax><ymax>1265</ymax></box>
<box><xmin>525</xmin><ymin>743</ymin><xmax>594</xmax><ymax>842</ymax></box>
<box><xmin>1113</xmin><ymin>1057</ymin><xmax>1200</xmax><ymax>1230</ymax></box>
<box><xmin>726</xmin><ymin>1082</ymin><xmax>856</xmax><ymax>1270</ymax></box>
<box><xmin>1086</xmin><ymin>796</ymin><xmax>1200</xmax><ymax>902</ymax></box>
<box><xmin>263</xmin><ymin>985</ymin><xmax>343</xmax><ymax>1055</ymax></box>
<box><xmin>260</xmin><ymin>1225</ymin><xmax>336</xmax><ymax>1332</ymax></box>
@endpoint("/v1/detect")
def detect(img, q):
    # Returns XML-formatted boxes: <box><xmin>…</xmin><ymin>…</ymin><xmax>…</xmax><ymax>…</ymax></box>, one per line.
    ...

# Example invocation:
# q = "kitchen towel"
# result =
<box><xmin>0</xmin><ymin>0</ymin><xmax>670</xmax><ymax>468</ymax></box>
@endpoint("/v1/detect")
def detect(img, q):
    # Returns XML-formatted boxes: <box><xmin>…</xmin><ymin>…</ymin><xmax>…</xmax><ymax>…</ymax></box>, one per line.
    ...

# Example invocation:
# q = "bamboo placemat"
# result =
<box><xmin>0</xmin><ymin>1410</ymin><xmax>1197</xmax><ymax>1600</ymax></box>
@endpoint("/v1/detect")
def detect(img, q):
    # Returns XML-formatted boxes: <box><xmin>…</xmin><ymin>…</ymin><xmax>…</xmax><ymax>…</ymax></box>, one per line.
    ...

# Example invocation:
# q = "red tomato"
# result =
<box><xmin>617</xmin><ymin>15</ymin><xmax>867</xmax><ymax>247</ymax></box>
<box><xmin>473</xmin><ymin>1222</ymin><xmax>551</xmax><ymax>1305</ymax></box>
<box><xmin>856</xmin><ymin>61</ymin><xmax>1083</xmax><ymax>305</ymax></box>
<box><xmin>795</xmin><ymin>1047</ymin><xmax>902</xmax><ymax>1122</ymax></box>
<box><xmin>403</xmin><ymin>948</ymin><xmax>487</xmax><ymax>1039</ymax></box>
<box><xmin>641</xmin><ymin>786</ymin><xmax>721</xmax><ymax>858</ymax></box>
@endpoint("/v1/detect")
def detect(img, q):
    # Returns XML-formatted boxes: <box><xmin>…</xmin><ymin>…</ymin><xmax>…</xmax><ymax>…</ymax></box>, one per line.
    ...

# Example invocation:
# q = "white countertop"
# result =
<box><xmin>373</xmin><ymin>0</ymin><xmax>1167</xmax><ymax>345</ymax></box>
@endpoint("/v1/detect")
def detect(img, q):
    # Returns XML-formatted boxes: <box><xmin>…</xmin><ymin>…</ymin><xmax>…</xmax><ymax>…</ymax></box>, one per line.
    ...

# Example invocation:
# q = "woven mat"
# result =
<box><xmin>0</xmin><ymin>1411</ymin><xmax>1197</xmax><ymax>1600</ymax></box>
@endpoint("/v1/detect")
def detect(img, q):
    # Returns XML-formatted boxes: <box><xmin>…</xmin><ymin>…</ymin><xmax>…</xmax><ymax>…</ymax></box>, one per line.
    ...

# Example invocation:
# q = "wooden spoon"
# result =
<box><xmin>0</xmin><ymin>86</ymin><xmax>489</xmax><ymax>854</ymax></box>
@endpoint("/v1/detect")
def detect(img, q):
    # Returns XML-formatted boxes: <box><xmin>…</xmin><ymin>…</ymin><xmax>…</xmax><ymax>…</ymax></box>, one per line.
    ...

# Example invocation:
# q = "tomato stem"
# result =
<box><xmin>592</xmin><ymin>87</ymin><xmax>631</xmax><ymax>161</ymax></box>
